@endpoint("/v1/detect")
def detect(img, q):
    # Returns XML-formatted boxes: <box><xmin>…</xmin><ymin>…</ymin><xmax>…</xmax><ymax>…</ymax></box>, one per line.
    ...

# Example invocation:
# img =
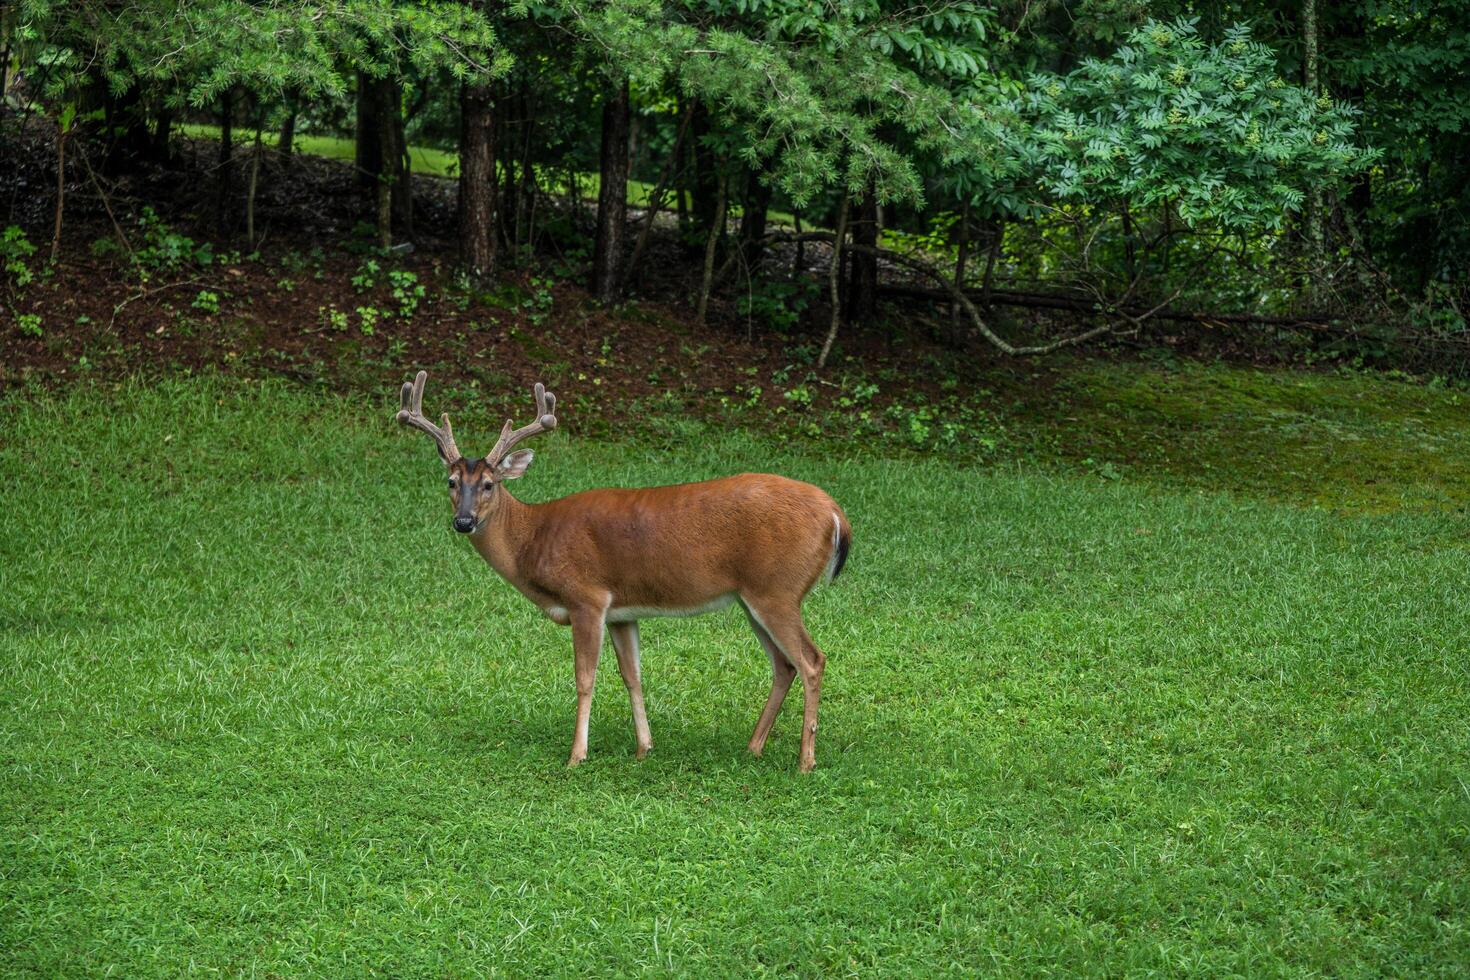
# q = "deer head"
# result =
<box><xmin>396</xmin><ymin>370</ymin><xmax>557</xmax><ymax>533</ymax></box>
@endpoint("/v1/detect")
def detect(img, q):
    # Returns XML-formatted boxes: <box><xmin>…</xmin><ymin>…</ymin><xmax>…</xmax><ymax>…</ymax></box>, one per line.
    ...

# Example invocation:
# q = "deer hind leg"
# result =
<box><xmin>741</xmin><ymin>596</ymin><xmax>826</xmax><ymax>773</ymax></box>
<box><xmin>567</xmin><ymin>606</ymin><xmax>606</xmax><ymax>767</ymax></box>
<box><xmin>609</xmin><ymin>621</ymin><xmax>653</xmax><ymax>759</ymax></box>
<box><xmin>742</xmin><ymin>601</ymin><xmax>797</xmax><ymax>758</ymax></box>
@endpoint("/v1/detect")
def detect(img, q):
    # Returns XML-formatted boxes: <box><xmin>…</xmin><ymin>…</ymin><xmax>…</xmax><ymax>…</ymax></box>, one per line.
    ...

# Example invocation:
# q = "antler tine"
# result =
<box><xmin>395</xmin><ymin>369</ymin><xmax>462</xmax><ymax>464</ymax></box>
<box><xmin>489</xmin><ymin>381</ymin><xmax>559</xmax><ymax>465</ymax></box>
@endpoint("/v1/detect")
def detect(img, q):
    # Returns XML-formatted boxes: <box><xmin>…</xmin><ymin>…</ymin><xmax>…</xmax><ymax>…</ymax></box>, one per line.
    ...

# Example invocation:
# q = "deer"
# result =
<box><xmin>395</xmin><ymin>370</ymin><xmax>851</xmax><ymax>772</ymax></box>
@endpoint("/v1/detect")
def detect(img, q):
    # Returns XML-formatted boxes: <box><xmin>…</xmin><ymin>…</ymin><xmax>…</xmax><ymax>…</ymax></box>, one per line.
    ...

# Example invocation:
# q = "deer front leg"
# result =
<box><xmin>609</xmin><ymin>621</ymin><xmax>653</xmax><ymax>759</ymax></box>
<box><xmin>567</xmin><ymin>606</ymin><xmax>606</xmax><ymax>767</ymax></box>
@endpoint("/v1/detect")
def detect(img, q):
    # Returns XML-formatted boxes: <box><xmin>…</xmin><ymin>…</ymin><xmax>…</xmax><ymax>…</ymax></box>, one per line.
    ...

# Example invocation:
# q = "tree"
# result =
<box><xmin>590</xmin><ymin>77</ymin><xmax>630</xmax><ymax>303</ymax></box>
<box><xmin>16</xmin><ymin>0</ymin><xmax>508</xmax><ymax>242</ymax></box>
<box><xmin>459</xmin><ymin>79</ymin><xmax>499</xmax><ymax>281</ymax></box>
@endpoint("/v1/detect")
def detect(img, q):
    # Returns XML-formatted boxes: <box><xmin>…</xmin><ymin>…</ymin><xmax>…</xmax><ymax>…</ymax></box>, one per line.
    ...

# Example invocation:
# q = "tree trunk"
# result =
<box><xmin>151</xmin><ymin>109</ymin><xmax>173</xmax><ymax>164</ymax></box>
<box><xmin>690</xmin><ymin>101</ymin><xmax>717</xmax><ymax>232</ymax></box>
<box><xmin>1302</xmin><ymin>0</ymin><xmax>1325</xmax><ymax>297</ymax></box>
<box><xmin>278</xmin><ymin>97</ymin><xmax>297</xmax><ymax>159</ymax></box>
<box><xmin>246</xmin><ymin>126</ymin><xmax>263</xmax><ymax>247</ymax></box>
<box><xmin>817</xmin><ymin>195</ymin><xmax>851</xmax><ymax>370</ymax></box>
<box><xmin>458</xmin><ymin>81</ymin><xmax>498</xmax><ymax>282</ymax></box>
<box><xmin>387</xmin><ymin>78</ymin><xmax>412</xmax><ymax>239</ymax></box>
<box><xmin>216</xmin><ymin>87</ymin><xmax>234</xmax><ymax>233</ymax></box>
<box><xmin>981</xmin><ymin>218</ymin><xmax>1005</xmax><ymax>312</ymax></box>
<box><xmin>50</xmin><ymin>121</ymin><xmax>65</xmax><ymax>263</ymax></box>
<box><xmin>951</xmin><ymin>200</ymin><xmax>971</xmax><ymax>327</ymax></box>
<box><xmin>1121</xmin><ymin>200</ymin><xmax>1137</xmax><ymax>285</ymax></box>
<box><xmin>564</xmin><ymin>168</ymin><xmax>579</xmax><ymax>233</ymax></box>
<box><xmin>696</xmin><ymin>173</ymin><xmax>727</xmax><ymax>325</ymax></box>
<box><xmin>674</xmin><ymin>98</ymin><xmax>690</xmax><ymax>233</ymax></box>
<box><xmin>355</xmin><ymin>72</ymin><xmax>380</xmax><ymax>193</ymax></box>
<box><xmin>627</xmin><ymin>103</ymin><xmax>693</xmax><ymax>286</ymax></box>
<box><xmin>847</xmin><ymin>185</ymin><xmax>879</xmax><ymax>325</ymax></box>
<box><xmin>514</xmin><ymin>91</ymin><xmax>535</xmax><ymax>253</ymax></box>
<box><xmin>738</xmin><ymin>167</ymin><xmax>772</xmax><ymax>271</ymax></box>
<box><xmin>376</xmin><ymin>87</ymin><xmax>395</xmax><ymax>250</ymax></box>
<box><xmin>1327</xmin><ymin>7</ymin><xmax>1371</xmax><ymax>278</ymax></box>
<box><xmin>590</xmin><ymin>78</ymin><xmax>630</xmax><ymax>304</ymax></box>
<box><xmin>101</xmin><ymin>82</ymin><xmax>152</xmax><ymax>173</ymax></box>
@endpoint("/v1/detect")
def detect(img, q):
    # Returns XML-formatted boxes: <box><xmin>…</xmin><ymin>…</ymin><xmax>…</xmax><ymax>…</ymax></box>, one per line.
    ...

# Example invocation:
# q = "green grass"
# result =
<box><xmin>180</xmin><ymin>123</ymin><xmax>462</xmax><ymax>179</ymax></box>
<box><xmin>1012</xmin><ymin>359</ymin><xmax>1470</xmax><ymax>512</ymax></box>
<box><xmin>3</xmin><ymin>376</ymin><xmax>1469</xmax><ymax>975</ymax></box>
<box><xmin>178</xmin><ymin>123</ymin><xmax>797</xmax><ymax>219</ymax></box>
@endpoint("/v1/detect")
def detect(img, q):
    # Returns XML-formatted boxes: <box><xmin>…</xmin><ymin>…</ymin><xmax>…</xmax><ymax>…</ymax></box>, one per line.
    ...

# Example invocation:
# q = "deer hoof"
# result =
<box><xmin>636</xmin><ymin>742</ymin><xmax>653</xmax><ymax>760</ymax></box>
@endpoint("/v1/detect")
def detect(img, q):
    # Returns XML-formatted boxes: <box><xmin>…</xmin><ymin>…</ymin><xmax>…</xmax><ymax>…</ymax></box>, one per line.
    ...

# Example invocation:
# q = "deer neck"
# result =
<box><xmin>468</xmin><ymin>483</ymin><xmax>536</xmax><ymax>583</ymax></box>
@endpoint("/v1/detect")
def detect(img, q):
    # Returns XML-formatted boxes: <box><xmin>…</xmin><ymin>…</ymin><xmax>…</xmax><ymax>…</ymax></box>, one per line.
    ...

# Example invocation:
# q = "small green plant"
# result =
<box><xmin>352</xmin><ymin>259</ymin><xmax>381</xmax><ymax>292</ymax></box>
<box><xmin>318</xmin><ymin>306</ymin><xmax>350</xmax><ymax>332</ymax></box>
<box><xmin>133</xmin><ymin>208</ymin><xmax>212</xmax><ymax>279</ymax></box>
<box><xmin>356</xmin><ymin>305</ymin><xmax>381</xmax><ymax>335</ymax></box>
<box><xmin>527</xmin><ymin>277</ymin><xmax>555</xmax><ymax>325</ymax></box>
<box><xmin>191</xmin><ymin>290</ymin><xmax>221</xmax><ymax>315</ymax></box>
<box><xmin>837</xmin><ymin>380</ymin><xmax>879</xmax><ymax>408</ymax></box>
<box><xmin>388</xmin><ymin>269</ymin><xmax>425</xmax><ymax>319</ymax></box>
<box><xmin>17</xmin><ymin>312</ymin><xmax>43</xmax><ymax>337</ymax></box>
<box><xmin>783</xmin><ymin>383</ymin><xmax>815</xmax><ymax>409</ymax></box>
<box><xmin>2</xmin><ymin>226</ymin><xmax>37</xmax><ymax>289</ymax></box>
<box><xmin>445</xmin><ymin>271</ymin><xmax>474</xmax><ymax>312</ymax></box>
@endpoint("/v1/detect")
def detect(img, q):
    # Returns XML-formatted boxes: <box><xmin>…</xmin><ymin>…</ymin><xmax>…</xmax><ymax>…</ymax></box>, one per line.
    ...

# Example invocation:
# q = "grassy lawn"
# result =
<box><xmin>178</xmin><ymin>123</ymin><xmax>803</xmax><ymax>220</ymax></box>
<box><xmin>3</xmin><ymin>376</ymin><xmax>1469</xmax><ymax>975</ymax></box>
<box><xmin>1007</xmin><ymin>358</ymin><xmax>1470</xmax><ymax>512</ymax></box>
<box><xmin>179</xmin><ymin>124</ymin><xmax>664</xmax><ymax>206</ymax></box>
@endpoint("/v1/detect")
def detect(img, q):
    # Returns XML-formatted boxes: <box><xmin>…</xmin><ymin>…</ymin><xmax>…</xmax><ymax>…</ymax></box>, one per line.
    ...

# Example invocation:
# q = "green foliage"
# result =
<box><xmin>351</xmin><ymin>259</ymin><xmax>380</xmax><ymax>292</ymax></box>
<box><xmin>355</xmin><ymin>304</ymin><xmax>381</xmax><ymax>335</ymax></box>
<box><xmin>1326</xmin><ymin>0</ymin><xmax>1470</xmax><ymax>293</ymax></box>
<box><xmin>388</xmin><ymin>269</ymin><xmax>425</xmax><ymax>319</ymax></box>
<box><xmin>317</xmin><ymin>305</ymin><xmax>350</xmax><ymax>332</ymax></box>
<box><xmin>2</xmin><ymin>227</ymin><xmax>38</xmax><ymax>290</ymax></box>
<box><xmin>564</xmin><ymin>0</ymin><xmax>1011</xmax><ymax>206</ymax></box>
<box><xmin>190</xmin><ymin>290</ymin><xmax>221</xmax><ymax>315</ymax></box>
<box><xmin>736</xmin><ymin>276</ymin><xmax>818</xmax><ymax>334</ymax></box>
<box><xmin>6</xmin><ymin>0</ymin><xmax>1458</xmax><ymax>348</ymax></box>
<box><xmin>16</xmin><ymin>312</ymin><xmax>44</xmax><ymax>337</ymax></box>
<box><xmin>15</xmin><ymin>0</ymin><xmax>511</xmax><ymax>108</ymax></box>
<box><xmin>132</xmin><ymin>208</ymin><xmax>213</xmax><ymax>279</ymax></box>
<box><xmin>1013</xmin><ymin>19</ymin><xmax>1373</xmax><ymax>229</ymax></box>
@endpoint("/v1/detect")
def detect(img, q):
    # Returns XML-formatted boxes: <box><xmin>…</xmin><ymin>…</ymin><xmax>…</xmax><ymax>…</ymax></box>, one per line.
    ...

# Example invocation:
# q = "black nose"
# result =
<box><xmin>453</xmin><ymin>516</ymin><xmax>475</xmax><ymax>533</ymax></box>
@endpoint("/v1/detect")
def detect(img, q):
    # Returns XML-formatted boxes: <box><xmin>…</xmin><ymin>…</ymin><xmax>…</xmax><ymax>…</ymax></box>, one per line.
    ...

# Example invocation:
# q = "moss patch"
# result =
<box><xmin>1010</xmin><ymin>360</ymin><xmax>1470</xmax><ymax>513</ymax></box>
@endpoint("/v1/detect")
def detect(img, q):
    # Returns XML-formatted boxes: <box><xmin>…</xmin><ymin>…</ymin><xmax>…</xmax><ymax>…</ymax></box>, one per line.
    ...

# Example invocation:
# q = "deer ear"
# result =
<box><xmin>495</xmin><ymin>449</ymin><xmax>534</xmax><ymax>480</ymax></box>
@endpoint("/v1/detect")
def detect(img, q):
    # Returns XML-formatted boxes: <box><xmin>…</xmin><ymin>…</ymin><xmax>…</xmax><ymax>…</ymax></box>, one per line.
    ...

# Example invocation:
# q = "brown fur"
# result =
<box><xmin>448</xmin><ymin>464</ymin><xmax>849</xmax><ymax>772</ymax></box>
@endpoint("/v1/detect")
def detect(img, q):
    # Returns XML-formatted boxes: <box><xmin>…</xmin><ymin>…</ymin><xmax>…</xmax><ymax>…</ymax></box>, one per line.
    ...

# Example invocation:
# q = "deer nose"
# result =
<box><xmin>453</xmin><ymin>516</ymin><xmax>475</xmax><ymax>533</ymax></box>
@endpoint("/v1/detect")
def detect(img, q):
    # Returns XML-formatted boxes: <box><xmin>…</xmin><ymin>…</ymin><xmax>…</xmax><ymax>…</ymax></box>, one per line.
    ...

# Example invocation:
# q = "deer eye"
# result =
<box><xmin>447</xmin><ymin>478</ymin><xmax>458</xmax><ymax>490</ymax></box>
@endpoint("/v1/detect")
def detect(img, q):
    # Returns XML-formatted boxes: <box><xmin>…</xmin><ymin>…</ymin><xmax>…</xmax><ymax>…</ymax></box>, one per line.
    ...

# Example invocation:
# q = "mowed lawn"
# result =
<box><xmin>2</xmin><ymin>378</ymin><xmax>1468</xmax><ymax>975</ymax></box>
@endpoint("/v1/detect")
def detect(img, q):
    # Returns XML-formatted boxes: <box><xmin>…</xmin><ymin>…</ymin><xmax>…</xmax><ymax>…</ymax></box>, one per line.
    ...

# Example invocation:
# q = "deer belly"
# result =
<box><xmin>606</xmin><ymin>593</ymin><xmax>737</xmax><ymax>623</ymax></box>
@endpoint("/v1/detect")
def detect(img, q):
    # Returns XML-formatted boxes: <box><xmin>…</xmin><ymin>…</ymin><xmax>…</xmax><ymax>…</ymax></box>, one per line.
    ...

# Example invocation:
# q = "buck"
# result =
<box><xmin>395</xmin><ymin>370</ymin><xmax>851</xmax><ymax>772</ymax></box>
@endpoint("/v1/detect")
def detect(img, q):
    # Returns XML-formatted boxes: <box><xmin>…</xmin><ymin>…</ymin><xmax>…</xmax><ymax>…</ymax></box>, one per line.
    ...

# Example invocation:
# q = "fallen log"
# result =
<box><xmin>876</xmin><ymin>281</ymin><xmax>1346</xmax><ymax>331</ymax></box>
